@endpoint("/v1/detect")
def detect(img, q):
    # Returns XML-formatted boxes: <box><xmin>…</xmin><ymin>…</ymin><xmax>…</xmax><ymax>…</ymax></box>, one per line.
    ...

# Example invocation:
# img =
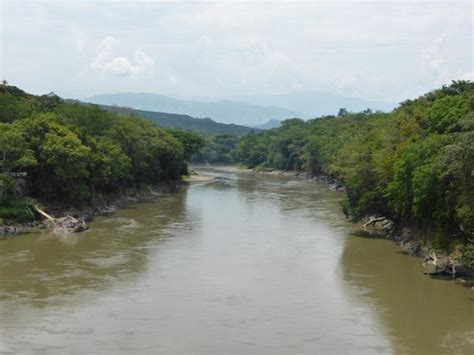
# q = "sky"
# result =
<box><xmin>0</xmin><ymin>0</ymin><xmax>472</xmax><ymax>102</ymax></box>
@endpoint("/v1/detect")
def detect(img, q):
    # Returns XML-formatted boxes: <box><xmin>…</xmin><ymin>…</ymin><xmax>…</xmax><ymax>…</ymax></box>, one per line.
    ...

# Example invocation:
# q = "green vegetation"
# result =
<box><xmin>192</xmin><ymin>134</ymin><xmax>239</xmax><ymax>164</ymax></box>
<box><xmin>234</xmin><ymin>81</ymin><xmax>474</xmax><ymax>260</ymax></box>
<box><xmin>0</xmin><ymin>198</ymin><xmax>35</xmax><ymax>223</ymax></box>
<box><xmin>97</xmin><ymin>106</ymin><xmax>249</xmax><ymax>166</ymax></box>
<box><xmin>0</xmin><ymin>84</ymin><xmax>203</xmax><ymax>222</ymax></box>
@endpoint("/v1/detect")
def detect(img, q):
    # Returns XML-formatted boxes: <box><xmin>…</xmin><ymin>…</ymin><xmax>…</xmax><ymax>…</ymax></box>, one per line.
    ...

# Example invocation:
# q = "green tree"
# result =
<box><xmin>38</xmin><ymin>124</ymin><xmax>91</xmax><ymax>202</ymax></box>
<box><xmin>0</xmin><ymin>123</ymin><xmax>37</xmax><ymax>201</ymax></box>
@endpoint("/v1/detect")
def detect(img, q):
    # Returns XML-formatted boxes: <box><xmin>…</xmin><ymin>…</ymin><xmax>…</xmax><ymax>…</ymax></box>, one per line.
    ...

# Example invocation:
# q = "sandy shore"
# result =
<box><xmin>183</xmin><ymin>174</ymin><xmax>215</xmax><ymax>183</ymax></box>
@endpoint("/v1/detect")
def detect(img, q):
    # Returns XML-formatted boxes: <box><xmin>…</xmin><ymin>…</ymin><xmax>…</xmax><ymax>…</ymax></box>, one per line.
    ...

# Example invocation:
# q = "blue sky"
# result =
<box><xmin>1</xmin><ymin>0</ymin><xmax>472</xmax><ymax>102</ymax></box>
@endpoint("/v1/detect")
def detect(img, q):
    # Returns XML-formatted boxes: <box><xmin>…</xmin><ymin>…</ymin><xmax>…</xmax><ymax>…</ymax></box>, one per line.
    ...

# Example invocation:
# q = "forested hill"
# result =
<box><xmin>0</xmin><ymin>84</ymin><xmax>204</xmax><ymax>219</ymax></box>
<box><xmin>96</xmin><ymin>104</ymin><xmax>258</xmax><ymax>136</ymax></box>
<box><xmin>232</xmin><ymin>81</ymin><xmax>474</xmax><ymax>267</ymax></box>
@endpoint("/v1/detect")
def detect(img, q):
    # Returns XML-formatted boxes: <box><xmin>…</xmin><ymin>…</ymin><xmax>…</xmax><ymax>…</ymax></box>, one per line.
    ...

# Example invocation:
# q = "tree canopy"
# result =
<box><xmin>0</xmin><ymin>84</ymin><xmax>203</xmax><ymax>211</ymax></box>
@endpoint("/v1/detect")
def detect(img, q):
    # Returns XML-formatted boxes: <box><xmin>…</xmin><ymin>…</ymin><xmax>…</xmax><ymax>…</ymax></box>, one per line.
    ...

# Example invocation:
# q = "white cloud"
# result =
<box><xmin>426</xmin><ymin>34</ymin><xmax>446</xmax><ymax>71</ymax></box>
<box><xmin>90</xmin><ymin>36</ymin><xmax>154</xmax><ymax>77</ymax></box>
<box><xmin>423</xmin><ymin>33</ymin><xmax>449</xmax><ymax>85</ymax></box>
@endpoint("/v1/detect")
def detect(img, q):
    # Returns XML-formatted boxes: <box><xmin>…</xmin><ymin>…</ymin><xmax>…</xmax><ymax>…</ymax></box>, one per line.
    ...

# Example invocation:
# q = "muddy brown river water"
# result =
<box><xmin>0</xmin><ymin>167</ymin><xmax>472</xmax><ymax>354</ymax></box>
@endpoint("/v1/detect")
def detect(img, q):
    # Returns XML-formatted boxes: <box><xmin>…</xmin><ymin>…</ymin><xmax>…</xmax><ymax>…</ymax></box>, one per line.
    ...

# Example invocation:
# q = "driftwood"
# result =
<box><xmin>33</xmin><ymin>205</ymin><xmax>87</xmax><ymax>233</ymax></box>
<box><xmin>423</xmin><ymin>251</ymin><xmax>456</xmax><ymax>276</ymax></box>
<box><xmin>363</xmin><ymin>216</ymin><xmax>387</xmax><ymax>229</ymax></box>
<box><xmin>54</xmin><ymin>215</ymin><xmax>88</xmax><ymax>233</ymax></box>
<box><xmin>33</xmin><ymin>205</ymin><xmax>57</xmax><ymax>226</ymax></box>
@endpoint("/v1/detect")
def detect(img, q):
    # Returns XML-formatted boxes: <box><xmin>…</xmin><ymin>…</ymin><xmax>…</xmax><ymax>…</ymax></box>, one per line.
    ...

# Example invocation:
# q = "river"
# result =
<box><xmin>0</xmin><ymin>167</ymin><xmax>472</xmax><ymax>354</ymax></box>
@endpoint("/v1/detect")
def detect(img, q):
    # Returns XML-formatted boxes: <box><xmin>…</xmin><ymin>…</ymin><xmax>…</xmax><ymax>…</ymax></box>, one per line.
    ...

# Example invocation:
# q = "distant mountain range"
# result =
<box><xmin>97</xmin><ymin>104</ymin><xmax>259</xmax><ymax>136</ymax></box>
<box><xmin>85</xmin><ymin>93</ymin><xmax>299</xmax><ymax>126</ymax></box>
<box><xmin>85</xmin><ymin>90</ymin><xmax>397</xmax><ymax>127</ymax></box>
<box><xmin>237</xmin><ymin>90</ymin><xmax>396</xmax><ymax>118</ymax></box>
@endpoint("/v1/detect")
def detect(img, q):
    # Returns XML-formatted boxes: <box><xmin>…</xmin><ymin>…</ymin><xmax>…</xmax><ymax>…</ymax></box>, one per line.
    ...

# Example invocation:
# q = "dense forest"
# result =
<box><xmin>0</xmin><ymin>83</ymin><xmax>203</xmax><ymax>221</ymax></box>
<box><xmin>232</xmin><ymin>81</ymin><xmax>474</xmax><ymax>266</ymax></box>
<box><xmin>192</xmin><ymin>134</ymin><xmax>239</xmax><ymax>164</ymax></box>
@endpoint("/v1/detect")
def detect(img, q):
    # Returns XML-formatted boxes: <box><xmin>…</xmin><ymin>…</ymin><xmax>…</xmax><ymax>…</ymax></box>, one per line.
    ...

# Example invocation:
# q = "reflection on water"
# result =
<box><xmin>0</xmin><ymin>191</ymin><xmax>189</xmax><ymax>307</ymax></box>
<box><xmin>341</xmin><ymin>230</ymin><xmax>474</xmax><ymax>354</ymax></box>
<box><xmin>0</xmin><ymin>167</ymin><xmax>472</xmax><ymax>354</ymax></box>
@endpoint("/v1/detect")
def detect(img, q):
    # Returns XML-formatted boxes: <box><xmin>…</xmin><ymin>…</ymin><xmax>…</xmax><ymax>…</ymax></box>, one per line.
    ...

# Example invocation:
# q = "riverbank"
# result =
<box><xmin>363</xmin><ymin>218</ymin><xmax>473</xmax><ymax>279</ymax></box>
<box><xmin>211</xmin><ymin>165</ymin><xmax>473</xmax><ymax>279</ymax></box>
<box><xmin>0</xmin><ymin>184</ymin><xmax>173</xmax><ymax>237</ymax></box>
<box><xmin>0</xmin><ymin>173</ymin><xmax>213</xmax><ymax>237</ymax></box>
<box><xmin>182</xmin><ymin>170</ymin><xmax>215</xmax><ymax>183</ymax></box>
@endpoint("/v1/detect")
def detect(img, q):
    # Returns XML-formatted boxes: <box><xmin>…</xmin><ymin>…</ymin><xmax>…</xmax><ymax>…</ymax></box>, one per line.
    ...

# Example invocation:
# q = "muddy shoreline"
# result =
<box><xmin>0</xmin><ymin>182</ymin><xmax>183</xmax><ymax>237</ymax></box>
<box><xmin>1</xmin><ymin>170</ymin><xmax>216</xmax><ymax>237</ymax></box>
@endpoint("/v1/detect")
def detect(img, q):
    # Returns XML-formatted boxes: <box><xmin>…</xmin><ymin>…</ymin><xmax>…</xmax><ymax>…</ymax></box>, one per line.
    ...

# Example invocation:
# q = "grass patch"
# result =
<box><xmin>0</xmin><ymin>198</ymin><xmax>35</xmax><ymax>223</ymax></box>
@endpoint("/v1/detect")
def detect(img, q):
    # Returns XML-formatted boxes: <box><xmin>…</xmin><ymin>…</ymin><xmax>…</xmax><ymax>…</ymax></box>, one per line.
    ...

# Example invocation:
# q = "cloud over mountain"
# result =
<box><xmin>90</xmin><ymin>36</ymin><xmax>154</xmax><ymax>77</ymax></box>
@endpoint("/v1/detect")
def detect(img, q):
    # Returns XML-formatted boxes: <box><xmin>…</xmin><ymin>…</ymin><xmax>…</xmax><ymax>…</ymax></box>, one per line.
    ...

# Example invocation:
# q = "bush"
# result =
<box><xmin>461</xmin><ymin>238</ymin><xmax>474</xmax><ymax>269</ymax></box>
<box><xmin>0</xmin><ymin>199</ymin><xmax>35</xmax><ymax>223</ymax></box>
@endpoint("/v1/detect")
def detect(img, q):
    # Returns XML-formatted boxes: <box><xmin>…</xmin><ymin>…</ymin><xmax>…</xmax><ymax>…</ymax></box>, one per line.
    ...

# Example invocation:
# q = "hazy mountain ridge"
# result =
<box><xmin>85</xmin><ymin>93</ymin><xmax>299</xmax><ymax>126</ymax></box>
<box><xmin>253</xmin><ymin>119</ymin><xmax>282</xmax><ymax>130</ymax></box>
<box><xmin>86</xmin><ymin>90</ymin><xmax>397</xmax><ymax>127</ymax></box>
<box><xmin>237</xmin><ymin>90</ymin><xmax>397</xmax><ymax>118</ymax></box>
<box><xmin>97</xmin><ymin>104</ymin><xmax>258</xmax><ymax>136</ymax></box>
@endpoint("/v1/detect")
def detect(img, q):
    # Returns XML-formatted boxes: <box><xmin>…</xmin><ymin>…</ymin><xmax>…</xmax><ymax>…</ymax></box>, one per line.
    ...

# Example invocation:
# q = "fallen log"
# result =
<box><xmin>363</xmin><ymin>216</ymin><xmax>387</xmax><ymax>229</ymax></box>
<box><xmin>33</xmin><ymin>205</ymin><xmax>88</xmax><ymax>233</ymax></box>
<box><xmin>33</xmin><ymin>205</ymin><xmax>57</xmax><ymax>226</ymax></box>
